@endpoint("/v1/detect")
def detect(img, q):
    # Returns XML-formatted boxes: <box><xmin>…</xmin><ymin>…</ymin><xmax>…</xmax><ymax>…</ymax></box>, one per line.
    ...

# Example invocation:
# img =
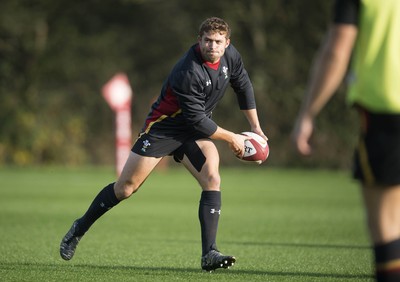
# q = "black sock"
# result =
<box><xmin>374</xmin><ymin>238</ymin><xmax>400</xmax><ymax>282</ymax></box>
<box><xmin>198</xmin><ymin>191</ymin><xmax>221</xmax><ymax>256</ymax></box>
<box><xmin>75</xmin><ymin>183</ymin><xmax>120</xmax><ymax>236</ymax></box>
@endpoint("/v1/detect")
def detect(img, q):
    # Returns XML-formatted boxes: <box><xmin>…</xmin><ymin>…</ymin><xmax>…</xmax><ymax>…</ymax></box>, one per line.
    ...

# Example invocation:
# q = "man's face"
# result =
<box><xmin>198</xmin><ymin>31</ymin><xmax>230</xmax><ymax>64</ymax></box>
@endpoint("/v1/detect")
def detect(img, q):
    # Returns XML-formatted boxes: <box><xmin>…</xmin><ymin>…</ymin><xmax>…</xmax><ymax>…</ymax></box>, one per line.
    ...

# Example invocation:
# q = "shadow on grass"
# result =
<box><xmin>0</xmin><ymin>262</ymin><xmax>373</xmax><ymax>280</ymax></box>
<box><xmin>163</xmin><ymin>238</ymin><xmax>370</xmax><ymax>250</ymax></box>
<box><xmin>225</xmin><ymin>240</ymin><xmax>371</xmax><ymax>250</ymax></box>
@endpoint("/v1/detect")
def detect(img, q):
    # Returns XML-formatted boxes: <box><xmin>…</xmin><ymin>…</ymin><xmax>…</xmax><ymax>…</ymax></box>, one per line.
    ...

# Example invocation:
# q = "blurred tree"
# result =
<box><xmin>0</xmin><ymin>0</ymin><xmax>357</xmax><ymax>168</ymax></box>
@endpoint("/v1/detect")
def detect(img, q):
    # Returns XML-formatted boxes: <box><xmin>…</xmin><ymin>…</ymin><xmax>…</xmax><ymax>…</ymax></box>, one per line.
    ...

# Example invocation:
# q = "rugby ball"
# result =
<box><xmin>238</xmin><ymin>132</ymin><xmax>269</xmax><ymax>164</ymax></box>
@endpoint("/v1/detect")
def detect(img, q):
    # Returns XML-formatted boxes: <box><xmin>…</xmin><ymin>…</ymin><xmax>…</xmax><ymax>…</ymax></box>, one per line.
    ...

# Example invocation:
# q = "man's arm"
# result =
<box><xmin>210</xmin><ymin>109</ymin><xmax>267</xmax><ymax>157</ymax></box>
<box><xmin>292</xmin><ymin>23</ymin><xmax>358</xmax><ymax>155</ymax></box>
<box><xmin>209</xmin><ymin>126</ymin><xmax>247</xmax><ymax>158</ymax></box>
<box><xmin>241</xmin><ymin>109</ymin><xmax>267</xmax><ymax>140</ymax></box>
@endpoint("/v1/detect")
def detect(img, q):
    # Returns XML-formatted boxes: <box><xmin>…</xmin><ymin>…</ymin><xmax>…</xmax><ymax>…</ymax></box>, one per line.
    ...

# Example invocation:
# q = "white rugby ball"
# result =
<box><xmin>238</xmin><ymin>132</ymin><xmax>269</xmax><ymax>164</ymax></box>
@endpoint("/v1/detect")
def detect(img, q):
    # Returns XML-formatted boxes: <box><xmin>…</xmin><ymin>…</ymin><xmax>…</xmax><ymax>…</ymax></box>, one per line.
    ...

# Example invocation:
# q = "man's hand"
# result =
<box><xmin>250</xmin><ymin>127</ymin><xmax>268</xmax><ymax>142</ymax></box>
<box><xmin>229</xmin><ymin>133</ymin><xmax>248</xmax><ymax>158</ymax></box>
<box><xmin>291</xmin><ymin>115</ymin><xmax>314</xmax><ymax>156</ymax></box>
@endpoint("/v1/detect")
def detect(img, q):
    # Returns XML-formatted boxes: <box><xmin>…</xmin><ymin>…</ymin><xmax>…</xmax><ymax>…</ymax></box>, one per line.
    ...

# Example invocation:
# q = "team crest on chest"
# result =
<box><xmin>222</xmin><ymin>66</ymin><xmax>228</xmax><ymax>79</ymax></box>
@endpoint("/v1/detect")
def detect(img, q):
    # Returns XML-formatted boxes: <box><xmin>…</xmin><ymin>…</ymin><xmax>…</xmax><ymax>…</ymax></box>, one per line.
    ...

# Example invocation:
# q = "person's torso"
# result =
<box><xmin>142</xmin><ymin>44</ymin><xmax>240</xmax><ymax>137</ymax></box>
<box><xmin>348</xmin><ymin>0</ymin><xmax>400</xmax><ymax>113</ymax></box>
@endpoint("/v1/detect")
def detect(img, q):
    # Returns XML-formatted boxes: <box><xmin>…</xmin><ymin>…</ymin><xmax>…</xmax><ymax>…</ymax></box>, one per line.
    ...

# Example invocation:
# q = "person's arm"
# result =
<box><xmin>210</xmin><ymin>108</ymin><xmax>267</xmax><ymax>158</ymax></box>
<box><xmin>225</xmin><ymin>46</ymin><xmax>268</xmax><ymax>149</ymax></box>
<box><xmin>292</xmin><ymin>23</ymin><xmax>358</xmax><ymax>155</ymax></box>
<box><xmin>209</xmin><ymin>126</ymin><xmax>248</xmax><ymax>158</ymax></box>
<box><xmin>241</xmin><ymin>108</ymin><xmax>267</xmax><ymax>140</ymax></box>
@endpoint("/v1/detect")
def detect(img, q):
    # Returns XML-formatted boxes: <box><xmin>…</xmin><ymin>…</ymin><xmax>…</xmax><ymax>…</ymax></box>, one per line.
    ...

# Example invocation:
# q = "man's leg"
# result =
<box><xmin>179</xmin><ymin>139</ymin><xmax>235</xmax><ymax>271</ymax></box>
<box><xmin>362</xmin><ymin>184</ymin><xmax>400</xmax><ymax>281</ymax></box>
<box><xmin>59</xmin><ymin>181</ymin><xmax>120</xmax><ymax>260</ymax></box>
<box><xmin>60</xmin><ymin>152</ymin><xmax>161</xmax><ymax>260</ymax></box>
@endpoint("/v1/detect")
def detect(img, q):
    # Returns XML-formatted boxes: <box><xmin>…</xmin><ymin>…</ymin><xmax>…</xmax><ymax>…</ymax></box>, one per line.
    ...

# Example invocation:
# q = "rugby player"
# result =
<box><xmin>60</xmin><ymin>17</ymin><xmax>267</xmax><ymax>272</ymax></box>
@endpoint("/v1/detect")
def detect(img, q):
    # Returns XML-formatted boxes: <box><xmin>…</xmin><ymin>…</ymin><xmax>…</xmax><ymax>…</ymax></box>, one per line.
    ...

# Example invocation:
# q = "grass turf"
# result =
<box><xmin>0</xmin><ymin>166</ymin><xmax>373</xmax><ymax>281</ymax></box>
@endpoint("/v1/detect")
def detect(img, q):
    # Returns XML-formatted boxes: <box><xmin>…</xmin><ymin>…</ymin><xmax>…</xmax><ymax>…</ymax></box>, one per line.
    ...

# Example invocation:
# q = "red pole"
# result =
<box><xmin>115</xmin><ymin>108</ymin><xmax>131</xmax><ymax>176</ymax></box>
<box><xmin>102</xmin><ymin>73</ymin><xmax>133</xmax><ymax>176</ymax></box>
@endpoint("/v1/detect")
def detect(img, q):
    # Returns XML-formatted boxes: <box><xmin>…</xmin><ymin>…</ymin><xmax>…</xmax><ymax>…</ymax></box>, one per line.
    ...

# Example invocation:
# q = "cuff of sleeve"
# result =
<box><xmin>193</xmin><ymin>118</ymin><xmax>218</xmax><ymax>137</ymax></box>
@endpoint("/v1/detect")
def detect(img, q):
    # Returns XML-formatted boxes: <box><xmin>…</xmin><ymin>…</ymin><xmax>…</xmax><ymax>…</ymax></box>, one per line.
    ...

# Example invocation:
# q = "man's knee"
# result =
<box><xmin>114</xmin><ymin>180</ymin><xmax>141</xmax><ymax>200</ymax></box>
<box><xmin>207</xmin><ymin>173</ymin><xmax>221</xmax><ymax>189</ymax></box>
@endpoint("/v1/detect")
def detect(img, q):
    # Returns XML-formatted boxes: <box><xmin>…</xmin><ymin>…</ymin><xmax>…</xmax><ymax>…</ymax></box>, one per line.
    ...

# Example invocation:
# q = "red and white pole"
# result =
<box><xmin>102</xmin><ymin>73</ymin><xmax>133</xmax><ymax>176</ymax></box>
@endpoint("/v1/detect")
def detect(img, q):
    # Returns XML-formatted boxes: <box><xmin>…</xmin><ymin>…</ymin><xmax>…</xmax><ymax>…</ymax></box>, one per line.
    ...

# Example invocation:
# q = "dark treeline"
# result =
<box><xmin>0</xmin><ymin>0</ymin><xmax>357</xmax><ymax>168</ymax></box>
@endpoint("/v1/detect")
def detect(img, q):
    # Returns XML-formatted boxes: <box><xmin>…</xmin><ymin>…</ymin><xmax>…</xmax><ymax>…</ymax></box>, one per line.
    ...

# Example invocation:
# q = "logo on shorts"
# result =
<box><xmin>141</xmin><ymin>139</ymin><xmax>151</xmax><ymax>152</ymax></box>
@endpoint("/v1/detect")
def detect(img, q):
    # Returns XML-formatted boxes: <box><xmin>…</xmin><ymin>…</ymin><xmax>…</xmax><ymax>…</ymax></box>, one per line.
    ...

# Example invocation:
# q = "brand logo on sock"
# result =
<box><xmin>100</xmin><ymin>202</ymin><xmax>112</xmax><ymax>210</ymax></box>
<box><xmin>210</xmin><ymin>209</ymin><xmax>221</xmax><ymax>215</ymax></box>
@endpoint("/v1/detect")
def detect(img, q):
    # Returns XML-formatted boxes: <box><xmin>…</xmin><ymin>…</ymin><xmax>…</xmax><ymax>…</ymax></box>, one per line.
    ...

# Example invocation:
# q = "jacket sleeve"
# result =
<box><xmin>229</xmin><ymin>45</ymin><xmax>256</xmax><ymax>110</ymax></box>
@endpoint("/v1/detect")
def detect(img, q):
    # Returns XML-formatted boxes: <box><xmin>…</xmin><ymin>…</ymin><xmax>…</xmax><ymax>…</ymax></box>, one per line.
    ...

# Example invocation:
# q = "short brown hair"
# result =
<box><xmin>198</xmin><ymin>17</ymin><xmax>231</xmax><ymax>39</ymax></box>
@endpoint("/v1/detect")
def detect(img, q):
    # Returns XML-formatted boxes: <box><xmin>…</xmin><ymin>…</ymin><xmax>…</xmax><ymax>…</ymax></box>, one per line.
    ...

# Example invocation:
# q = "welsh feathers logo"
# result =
<box><xmin>222</xmin><ymin>66</ymin><xmax>228</xmax><ymax>79</ymax></box>
<box><xmin>141</xmin><ymin>139</ymin><xmax>151</xmax><ymax>152</ymax></box>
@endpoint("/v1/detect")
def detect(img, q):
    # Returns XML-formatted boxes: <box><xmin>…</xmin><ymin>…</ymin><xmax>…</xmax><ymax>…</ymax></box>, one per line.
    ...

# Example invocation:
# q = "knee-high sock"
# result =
<box><xmin>198</xmin><ymin>191</ymin><xmax>221</xmax><ymax>256</ymax></box>
<box><xmin>75</xmin><ymin>183</ymin><xmax>120</xmax><ymax>236</ymax></box>
<box><xmin>374</xmin><ymin>238</ymin><xmax>400</xmax><ymax>282</ymax></box>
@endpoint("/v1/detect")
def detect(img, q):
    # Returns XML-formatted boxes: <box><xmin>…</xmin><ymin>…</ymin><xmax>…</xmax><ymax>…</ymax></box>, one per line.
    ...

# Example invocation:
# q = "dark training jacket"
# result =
<box><xmin>142</xmin><ymin>43</ymin><xmax>256</xmax><ymax>138</ymax></box>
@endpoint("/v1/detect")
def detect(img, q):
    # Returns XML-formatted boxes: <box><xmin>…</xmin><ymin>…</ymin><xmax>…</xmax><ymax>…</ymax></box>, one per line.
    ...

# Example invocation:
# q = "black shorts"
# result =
<box><xmin>353</xmin><ymin>108</ymin><xmax>400</xmax><ymax>186</ymax></box>
<box><xmin>131</xmin><ymin>132</ymin><xmax>209</xmax><ymax>170</ymax></box>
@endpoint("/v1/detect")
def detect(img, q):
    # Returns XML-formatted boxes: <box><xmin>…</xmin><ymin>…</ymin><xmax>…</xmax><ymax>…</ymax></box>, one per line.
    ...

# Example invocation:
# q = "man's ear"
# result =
<box><xmin>225</xmin><ymin>38</ymin><xmax>230</xmax><ymax>48</ymax></box>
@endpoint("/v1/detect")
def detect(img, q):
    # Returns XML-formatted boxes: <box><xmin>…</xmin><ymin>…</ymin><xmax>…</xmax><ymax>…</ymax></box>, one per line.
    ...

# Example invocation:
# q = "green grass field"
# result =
<box><xmin>0</xmin><ymin>166</ymin><xmax>374</xmax><ymax>281</ymax></box>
